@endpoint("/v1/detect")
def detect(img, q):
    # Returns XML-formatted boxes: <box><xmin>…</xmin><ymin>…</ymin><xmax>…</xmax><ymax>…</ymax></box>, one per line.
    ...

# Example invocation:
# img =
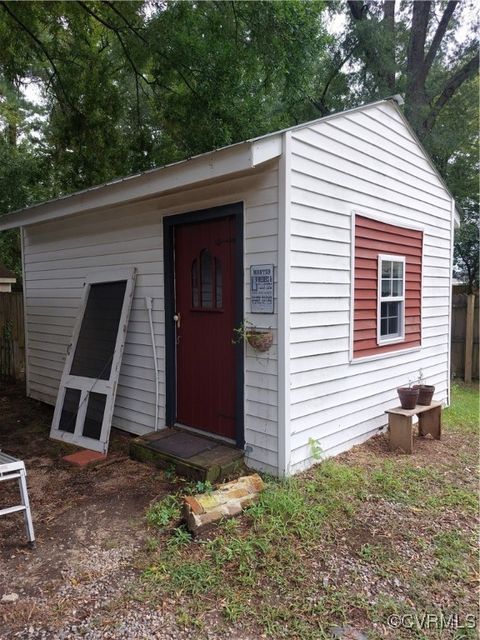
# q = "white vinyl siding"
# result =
<box><xmin>288</xmin><ymin>101</ymin><xmax>453</xmax><ymax>473</ymax></box>
<box><xmin>23</xmin><ymin>162</ymin><xmax>280</xmax><ymax>475</ymax></box>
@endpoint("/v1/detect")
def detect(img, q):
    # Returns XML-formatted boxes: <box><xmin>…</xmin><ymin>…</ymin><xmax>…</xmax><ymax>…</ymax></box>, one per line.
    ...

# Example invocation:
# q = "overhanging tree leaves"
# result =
<box><xmin>319</xmin><ymin>1</ymin><xmax>478</xmax><ymax>137</ymax></box>
<box><xmin>0</xmin><ymin>0</ymin><xmax>478</xmax><ymax>283</ymax></box>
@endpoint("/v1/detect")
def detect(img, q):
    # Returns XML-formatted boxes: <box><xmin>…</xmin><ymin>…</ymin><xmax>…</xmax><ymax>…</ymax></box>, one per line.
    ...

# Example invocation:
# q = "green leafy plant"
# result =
<box><xmin>194</xmin><ymin>480</ymin><xmax>213</xmax><ymax>494</ymax></box>
<box><xmin>163</xmin><ymin>464</ymin><xmax>178</xmax><ymax>482</ymax></box>
<box><xmin>308</xmin><ymin>437</ymin><xmax>323</xmax><ymax>461</ymax></box>
<box><xmin>146</xmin><ymin>495</ymin><xmax>181</xmax><ymax>529</ymax></box>
<box><xmin>232</xmin><ymin>320</ymin><xmax>273</xmax><ymax>352</ymax></box>
<box><xmin>183</xmin><ymin>479</ymin><xmax>214</xmax><ymax>495</ymax></box>
<box><xmin>167</xmin><ymin>526</ymin><xmax>192</xmax><ymax>549</ymax></box>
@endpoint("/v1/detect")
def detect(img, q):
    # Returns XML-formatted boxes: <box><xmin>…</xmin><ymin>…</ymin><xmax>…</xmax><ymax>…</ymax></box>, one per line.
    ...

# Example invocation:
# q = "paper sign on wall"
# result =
<box><xmin>250</xmin><ymin>264</ymin><xmax>274</xmax><ymax>314</ymax></box>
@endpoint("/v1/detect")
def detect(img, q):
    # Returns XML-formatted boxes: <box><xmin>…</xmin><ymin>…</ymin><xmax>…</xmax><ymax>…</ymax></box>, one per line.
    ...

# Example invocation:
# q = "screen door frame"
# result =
<box><xmin>50</xmin><ymin>267</ymin><xmax>136</xmax><ymax>453</ymax></box>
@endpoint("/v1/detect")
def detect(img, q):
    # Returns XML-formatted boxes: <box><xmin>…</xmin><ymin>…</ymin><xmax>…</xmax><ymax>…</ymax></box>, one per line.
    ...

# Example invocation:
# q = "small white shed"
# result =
<box><xmin>0</xmin><ymin>97</ymin><xmax>458</xmax><ymax>476</ymax></box>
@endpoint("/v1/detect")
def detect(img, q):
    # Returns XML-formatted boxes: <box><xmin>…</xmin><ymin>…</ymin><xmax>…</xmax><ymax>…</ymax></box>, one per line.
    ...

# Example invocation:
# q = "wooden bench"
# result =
<box><xmin>385</xmin><ymin>401</ymin><xmax>442</xmax><ymax>454</ymax></box>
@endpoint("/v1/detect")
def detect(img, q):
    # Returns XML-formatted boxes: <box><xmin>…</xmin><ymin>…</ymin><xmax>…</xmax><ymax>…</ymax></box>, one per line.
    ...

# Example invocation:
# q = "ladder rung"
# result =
<box><xmin>0</xmin><ymin>473</ymin><xmax>22</xmax><ymax>482</ymax></box>
<box><xmin>0</xmin><ymin>505</ymin><xmax>26</xmax><ymax>516</ymax></box>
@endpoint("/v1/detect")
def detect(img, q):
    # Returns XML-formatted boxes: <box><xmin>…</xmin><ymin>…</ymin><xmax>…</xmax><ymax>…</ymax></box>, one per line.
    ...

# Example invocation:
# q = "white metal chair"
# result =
<box><xmin>0</xmin><ymin>451</ymin><xmax>35</xmax><ymax>546</ymax></box>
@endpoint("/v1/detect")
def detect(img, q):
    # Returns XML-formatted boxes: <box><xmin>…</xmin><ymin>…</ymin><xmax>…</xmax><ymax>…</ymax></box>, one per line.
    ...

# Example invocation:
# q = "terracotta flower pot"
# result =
<box><xmin>246</xmin><ymin>330</ymin><xmax>273</xmax><ymax>353</ymax></box>
<box><xmin>413</xmin><ymin>384</ymin><xmax>435</xmax><ymax>406</ymax></box>
<box><xmin>397</xmin><ymin>386</ymin><xmax>419</xmax><ymax>410</ymax></box>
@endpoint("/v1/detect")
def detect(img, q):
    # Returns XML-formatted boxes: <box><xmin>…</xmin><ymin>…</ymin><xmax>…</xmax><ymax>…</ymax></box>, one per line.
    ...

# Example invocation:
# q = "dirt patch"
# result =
<box><xmin>1</xmin><ymin>383</ymin><xmax>478</xmax><ymax>639</ymax></box>
<box><xmin>0</xmin><ymin>384</ymin><xmax>175</xmax><ymax>636</ymax></box>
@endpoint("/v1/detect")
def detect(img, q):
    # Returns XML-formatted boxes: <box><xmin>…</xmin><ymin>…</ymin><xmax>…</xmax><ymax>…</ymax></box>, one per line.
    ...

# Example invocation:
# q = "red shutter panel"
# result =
<box><xmin>353</xmin><ymin>215</ymin><xmax>423</xmax><ymax>359</ymax></box>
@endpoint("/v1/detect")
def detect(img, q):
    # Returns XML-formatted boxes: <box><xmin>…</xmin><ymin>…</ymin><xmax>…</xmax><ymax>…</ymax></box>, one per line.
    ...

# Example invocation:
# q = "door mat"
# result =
<box><xmin>148</xmin><ymin>432</ymin><xmax>218</xmax><ymax>459</ymax></box>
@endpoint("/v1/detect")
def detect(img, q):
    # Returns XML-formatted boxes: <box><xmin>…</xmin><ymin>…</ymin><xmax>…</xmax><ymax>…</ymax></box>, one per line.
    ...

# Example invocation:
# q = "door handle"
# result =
<box><xmin>173</xmin><ymin>313</ymin><xmax>181</xmax><ymax>329</ymax></box>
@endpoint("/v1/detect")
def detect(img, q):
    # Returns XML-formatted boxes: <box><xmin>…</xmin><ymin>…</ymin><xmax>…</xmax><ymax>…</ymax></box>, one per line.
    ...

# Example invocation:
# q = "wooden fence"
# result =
<box><xmin>451</xmin><ymin>293</ymin><xmax>479</xmax><ymax>381</ymax></box>
<box><xmin>0</xmin><ymin>292</ymin><xmax>25</xmax><ymax>382</ymax></box>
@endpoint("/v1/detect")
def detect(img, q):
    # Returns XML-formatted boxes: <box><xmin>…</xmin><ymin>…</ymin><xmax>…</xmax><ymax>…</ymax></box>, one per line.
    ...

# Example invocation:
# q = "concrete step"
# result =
<box><xmin>130</xmin><ymin>428</ymin><xmax>245</xmax><ymax>482</ymax></box>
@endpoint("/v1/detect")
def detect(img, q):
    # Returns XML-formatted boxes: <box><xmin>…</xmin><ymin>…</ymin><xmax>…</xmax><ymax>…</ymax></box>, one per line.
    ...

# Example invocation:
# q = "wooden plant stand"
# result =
<box><xmin>385</xmin><ymin>401</ymin><xmax>442</xmax><ymax>454</ymax></box>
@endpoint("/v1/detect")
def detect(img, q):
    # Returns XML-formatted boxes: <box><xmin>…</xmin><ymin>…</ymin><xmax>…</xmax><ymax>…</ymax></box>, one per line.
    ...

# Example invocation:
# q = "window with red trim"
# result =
<box><xmin>353</xmin><ymin>215</ymin><xmax>422</xmax><ymax>359</ymax></box>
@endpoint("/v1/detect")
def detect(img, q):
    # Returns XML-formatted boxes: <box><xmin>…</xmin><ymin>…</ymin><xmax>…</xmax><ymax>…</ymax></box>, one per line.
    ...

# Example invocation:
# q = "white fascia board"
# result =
<box><xmin>251</xmin><ymin>135</ymin><xmax>282</xmax><ymax>166</ymax></box>
<box><xmin>0</xmin><ymin>139</ymin><xmax>282</xmax><ymax>231</ymax></box>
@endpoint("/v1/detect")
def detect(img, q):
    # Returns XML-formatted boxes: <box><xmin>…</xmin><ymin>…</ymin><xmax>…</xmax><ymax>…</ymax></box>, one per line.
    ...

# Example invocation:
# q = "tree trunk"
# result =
<box><xmin>404</xmin><ymin>1</ymin><xmax>430</xmax><ymax>126</ymax></box>
<box><xmin>382</xmin><ymin>0</ymin><xmax>396</xmax><ymax>92</ymax></box>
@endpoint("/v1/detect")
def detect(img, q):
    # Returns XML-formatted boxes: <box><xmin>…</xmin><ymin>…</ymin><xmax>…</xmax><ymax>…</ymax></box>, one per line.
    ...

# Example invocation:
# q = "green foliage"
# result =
<box><xmin>454</xmin><ymin>207</ymin><xmax>479</xmax><ymax>292</ymax></box>
<box><xmin>432</xmin><ymin>530</ymin><xmax>471</xmax><ymax>580</ymax></box>
<box><xmin>145</xmin><ymin>495</ymin><xmax>181</xmax><ymax>529</ymax></box>
<box><xmin>138</xmin><ymin>385</ymin><xmax>480</xmax><ymax>637</ymax></box>
<box><xmin>193</xmin><ymin>480</ymin><xmax>213</xmax><ymax>495</ymax></box>
<box><xmin>444</xmin><ymin>383</ymin><xmax>480</xmax><ymax>434</ymax></box>
<box><xmin>0</xmin><ymin>1</ymin><xmax>477</xmax><ymax>282</ymax></box>
<box><xmin>166</xmin><ymin>526</ymin><xmax>192</xmax><ymax>549</ymax></box>
<box><xmin>308</xmin><ymin>437</ymin><xmax>323</xmax><ymax>460</ymax></box>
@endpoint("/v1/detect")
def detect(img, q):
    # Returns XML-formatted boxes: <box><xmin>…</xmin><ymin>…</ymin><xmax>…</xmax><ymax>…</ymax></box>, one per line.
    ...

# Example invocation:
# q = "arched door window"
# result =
<box><xmin>191</xmin><ymin>249</ymin><xmax>223</xmax><ymax>310</ymax></box>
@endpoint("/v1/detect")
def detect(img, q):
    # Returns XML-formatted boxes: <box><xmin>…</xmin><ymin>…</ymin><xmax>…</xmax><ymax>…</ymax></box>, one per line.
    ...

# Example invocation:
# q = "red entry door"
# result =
<box><xmin>174</xmin><ymin>216</ymin><xmax>236</xmax><ymax>439</ymax></box>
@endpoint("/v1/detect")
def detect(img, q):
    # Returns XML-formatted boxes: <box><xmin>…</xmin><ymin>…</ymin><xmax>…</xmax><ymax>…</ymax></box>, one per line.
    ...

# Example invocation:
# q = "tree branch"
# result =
<box><xmin>423</xmin><ymin>1</ymin><xmax>458</xmax><ymax>75</ymax></box>
<box><xmin>347</xmin><ymin>1</ymin><xmax>368</xmax><ymax>21</ymax></box>
<box><xmin>0</xmin><ymin>1</ymin><xmax>77</xmax><ymax>114</ymax></box>
<box><xmin>102</xmin><ymin>1</ymin><xmax>148</xmax><ymax>44</ymax></box>
<box><xmin>311</xmin><ymin>44</ymin><xmax>358</xmax><ymax>115</ymax></box>
<box><xmin>422</xmin><ymin>54</ymin><xmax>479</xmax><ymax>134</ymax></box>
<box><xmin>77</xmin><ymin>1</ymin><xmax>190</xmax><ymax>100</ymax></box>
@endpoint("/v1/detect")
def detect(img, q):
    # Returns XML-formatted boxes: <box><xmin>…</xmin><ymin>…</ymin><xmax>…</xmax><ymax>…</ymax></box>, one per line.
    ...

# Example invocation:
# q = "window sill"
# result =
<box><xmin>377</xmin><ymin>335</ymin><xmax>405</xmax><ymax>346</ymax></box>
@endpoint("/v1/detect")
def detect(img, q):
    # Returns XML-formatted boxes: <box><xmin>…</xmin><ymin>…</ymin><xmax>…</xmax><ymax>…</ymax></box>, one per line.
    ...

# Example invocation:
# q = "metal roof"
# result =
<box><xmin>0</xmin><ymin>95</ymin><xmax>459</xmax><ymax>229</ymax></box>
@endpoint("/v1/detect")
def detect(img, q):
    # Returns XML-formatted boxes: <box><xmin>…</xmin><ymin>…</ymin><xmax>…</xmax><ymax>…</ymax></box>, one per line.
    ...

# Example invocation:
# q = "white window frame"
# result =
<box><xmin>377</xmin><ymin>254</ymin><xmax>406</xmax><ymax>346</ymax></box>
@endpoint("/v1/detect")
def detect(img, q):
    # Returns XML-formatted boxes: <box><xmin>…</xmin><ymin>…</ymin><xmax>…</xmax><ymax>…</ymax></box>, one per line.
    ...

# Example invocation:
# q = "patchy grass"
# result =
<box><xmin>140</xmin><ymin>383</ymin><xmax>479</xmax><ymax>639</ymax></box>
<box><xmin>444</xmin><ymin>382</ymin><xmax>480</xmax><ymax>432</ymax></box>
<box><xmin>2</xmin><ymin>382</ymin><xmax>477</xmax><ymax>638</ymax></box>
<box><xmin>146</xmin><ymin>494</ymin><xmax>182</xmax><ymax>528</ymax></box>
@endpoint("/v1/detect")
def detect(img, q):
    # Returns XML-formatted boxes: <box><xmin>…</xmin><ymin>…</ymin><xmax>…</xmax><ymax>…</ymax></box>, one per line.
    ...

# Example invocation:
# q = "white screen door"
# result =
<box><xmin>50</xmin><ymin>268</ymin><xmax>136</xmax><ymax>453</ymax></box>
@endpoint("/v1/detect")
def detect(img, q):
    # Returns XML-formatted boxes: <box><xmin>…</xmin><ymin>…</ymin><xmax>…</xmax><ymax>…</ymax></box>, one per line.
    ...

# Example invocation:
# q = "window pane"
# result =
<box><xmin>382</xmin><ymin>261</ymin><xmax>392</xmax><ymax>278</ymax></box>
<box><xmin>191</xmin><ymin>259</ymin><xmax>199</xmax><ymax>308</ymax></box>
<box><xmin>392</xmin><ymin>261</ymin><xmax>403</xmax><ymax>278</ymax></box>
<box><xmin>215</xmin><ymin>258</ymin><xmax>222</xmax><ymax>308</ymax></box>
<box><xmin>382</xmin><ymin>279</ymin><xmax>391</xmax><ymax>296</ymax></box>
<box><xmin>388</xmin><ymin>314</ymin><xmax>399</xmax><ymax>335</ymax></box>
<box><xmin>392</xmin><ymin>279</ymin><xmax>403</xmax><ymax>296</ymax></box>
<box><xmin>59</xmin><ymin>388</ymin><xmax>81</xmax><ymax>433</ymax></box>
<box><xmin>70</xmin><ymin>281</ymin><xmax>127</xmax><ymax>380</ymax></box>
<box><xmin>387</xmin><ymin>301</ymin><xmax>399</xmax><ymax>317</ymax></box>
<box><xmin>380</xmin><ymin>301</ymin><xmax>401</xmax><ymax>337</ymax></box>
<box><xmin>82</xmin><ymin>392</ymin><xmax>107</xmax><ymax>440</ymax></box>
<box><xmin>200</xmin><ymin>250</ymin><xmax>213</xmax><ymax>308</ymax></box>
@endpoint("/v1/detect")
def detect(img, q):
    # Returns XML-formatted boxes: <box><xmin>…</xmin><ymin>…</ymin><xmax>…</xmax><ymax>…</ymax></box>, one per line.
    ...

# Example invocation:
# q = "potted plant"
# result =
<box><xmin>397</xmin><ymin>378</ymin><xmax>419</xmax><ymax>410</ymax></box>
<box><xmin>233</xmin><ymin>321</ymin><xmax>273</xmax><ymax>353</ymax></box>
<box><xmin>412</xmin><ymin>369</ymin><xmax>435</xmax><ymax>406</ymax></box>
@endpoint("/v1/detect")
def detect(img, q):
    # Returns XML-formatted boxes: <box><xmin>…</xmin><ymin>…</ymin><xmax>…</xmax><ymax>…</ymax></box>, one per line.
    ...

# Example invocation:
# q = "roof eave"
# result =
<box><xmin>0</xmin><ymin>136</ymin><xmax>282</xmax><ymax>231</ymax></box>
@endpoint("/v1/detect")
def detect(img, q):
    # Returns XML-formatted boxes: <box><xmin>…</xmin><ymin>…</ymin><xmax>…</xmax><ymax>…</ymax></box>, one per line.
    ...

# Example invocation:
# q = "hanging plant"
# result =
<box><xmin>232</xmin><ymin>321</ymin><xmax>273</xmax><ymax>353</ymax></box>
